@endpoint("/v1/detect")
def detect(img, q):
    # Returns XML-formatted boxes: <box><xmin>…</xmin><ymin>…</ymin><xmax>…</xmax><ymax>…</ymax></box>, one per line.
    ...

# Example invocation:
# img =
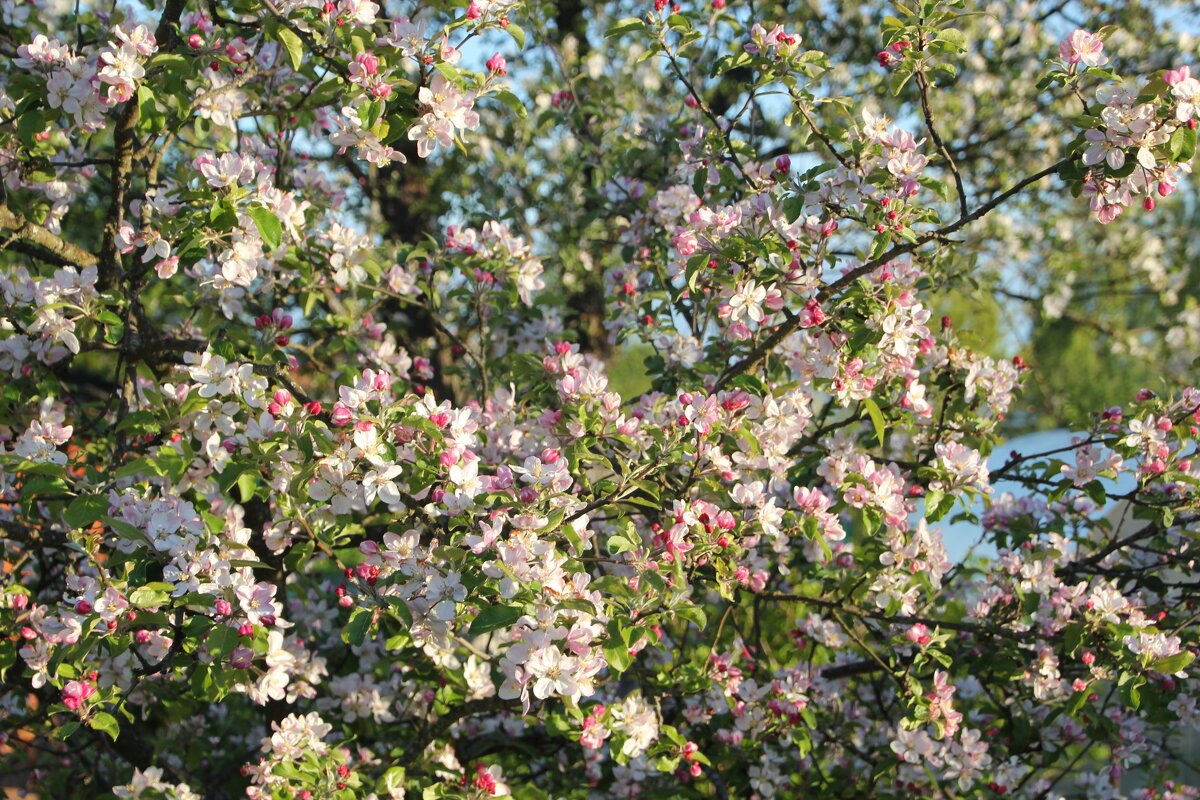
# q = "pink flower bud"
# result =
<box><xmin>331</xmin><ymin>403</ymin><xmax>354</xmax><ymax>426</ymax></box>
<box><xmin>61</xmin><ymin>680</ymin><xmax>95</xmax><ymax>710</ymax></box>
<box><xmin>188</xmin><ymin>34</ymin><xmax>203</xmax><ymax>49</ymax></box>
<box><xmin>486</xmin><ymin>53</ymin><xmax>507</xmax><ymax>75</ymax></box>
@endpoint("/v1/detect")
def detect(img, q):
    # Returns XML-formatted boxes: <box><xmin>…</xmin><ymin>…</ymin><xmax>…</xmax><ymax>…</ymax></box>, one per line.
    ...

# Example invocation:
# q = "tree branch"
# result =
<box><xmin>0</xmin><ymin>204</ymin><xmax>98</xmax><ymax>268</ymax></box>
<box><xmin>715</xmin><ymin>157</ymin><xmax>1070</xmax><ymax>389</ymax></box>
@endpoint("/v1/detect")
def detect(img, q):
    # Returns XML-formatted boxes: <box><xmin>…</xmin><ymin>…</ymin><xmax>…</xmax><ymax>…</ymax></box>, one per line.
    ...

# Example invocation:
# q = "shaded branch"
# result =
<box><xmin>0</xmin><ymin>204</ymin><xmax>98</xmax><ymax>268</ymax></box>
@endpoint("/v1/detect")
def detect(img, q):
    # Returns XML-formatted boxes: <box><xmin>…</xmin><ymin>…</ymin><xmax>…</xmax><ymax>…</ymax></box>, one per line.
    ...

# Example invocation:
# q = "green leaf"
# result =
<box><xmin>128</xmin><ymin>586</ymin><xmax>170</xmax><ymax>608</ymax></box>
<box><xmin>206</xmin><ymin>625</ymin><xmax>239</xmax><ymax>660</ymax></box>
<box><xmin>104</xmin><ymin>516</ymin><xmax>146</xmax><ymax>542</ymax></box>
<box><xmin>467</xmin><ymin>604</ymin><xmax>523</xmax><ymax>636</ymax></box>
<box><xmin>504</xmin><ymin>22</ymin><xmax>526</xmax><ymax>49</ymax></box>
<box><xmin>18</xmin><ymin>111</ymin><xmax>46</xmax><ymax>148</ymax></box>
<box><xmin>137</xmin><ymin>85</ymin><xmax>157</xmax><ymax>116</ymax></box>
<box><xmin>345</xmin><ymin>606</ymin><xmax>373</xmax><ymax>647</ymax></box>
<box><xmin>236</xmin><ymin>470</ymin><xmax>258</xmax><ymax>503</ymax></box>
<box><xmin>603</xmin><ymin>619</ymin><xmax>634</xmax><ymax>673</ymax></box>
<box><xmin>869</xmin><ymin>233</ymin><xmax>891</xmax><ymax>259</ymax></box>
<box><xmin>0</xmin><ymin>641</ymin><xmax>16</xmax><ymax>681</ymax></box>
<box><xmin>674</xmin><ymin>604</ymin><xmax>706</xmax><ymax>629</ymax></box>
<box><xmin>603</xmin><ymin>634</ymin><xmax>633</xmax><ymax>673</ymax></box>
<box><xmin>115</xmin><ymin>409</ymin><xmax>159</xmax><ymax>434</ymax></box>
<box><xmin>782</xmin><ymin>195</ymin><xmax>804</xmax><ymax>224</ymax></box>
<box><xmin>607</xmin><ymin>534</ymin><xmax>637</xmax><ymax>555</ymax></box>
<box><xmin>89</xmin><ymin>711</ymin><xmax>120</xmax><ymax>741</ymax></box>
<box><xmin>924</xmin><ymin>489</ymin><xmax>947</xmax><ymax>523</ymax></box>
<box><xmin>146</xmin><ymin>53</ymin><xmax>188</xmax><ymax>72</ymax></box>
<box><xmin>606</xmin><ymin>17</ymin><xmax>646</xmax><ymax>38</ymax></box>
<box><xmin>1168</xmin><ymin>126</ymin><xmax>1197</xmax><ymax>163</ymax></box>
<box><xmin>862</xmin><ymin>398</ymin><xmax>887</xmax><ymax>447</ymax></box>
<box><xmin>1062</xmin><ymin>622</ymin><xmax>1084</xmax><ymax>656</ymax></box>
<box><xmin>493</xmin><ymin>89</ymin><xmax>527</xmax><ymax>119</ymax></box>
<box><xmin>1151</xmin><ymin>651</ymin><xmax>1195</xmax><ymax>675</ymax></box>
<box><xmin>935</xmin><ymin>28</ymin><xmax>966</xmax><ymax>52</ymax></box>
<box><xmin>64</xmin><ymin>495</ymin><xmax>109</xmax><ymax>528</ymax></box>
<box><xmin>248</xmin><ymin>206</ymin><xmax>283</xmax><ymax>250</ymax></box>
<box><xmin>378</xmin><ymin>767</ymin><xmax>407</xmax><ymax>797</ymax></box>
<box><xmin>275</xmin><ymin>25</ymin><xmax>304</xmax><ymax>71</ymax></box>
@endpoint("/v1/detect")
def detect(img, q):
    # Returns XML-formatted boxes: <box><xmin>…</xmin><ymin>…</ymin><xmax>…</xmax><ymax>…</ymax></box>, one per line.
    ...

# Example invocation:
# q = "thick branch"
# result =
<box><xmin>762</xmin><ymin>592</ymin><xmax>1051</xmax><ymax>643</ymax></box>
<box><xmin>0</xmin><ymin>205</ymin><xmax>98</xmax><ymax>268</ymax></box>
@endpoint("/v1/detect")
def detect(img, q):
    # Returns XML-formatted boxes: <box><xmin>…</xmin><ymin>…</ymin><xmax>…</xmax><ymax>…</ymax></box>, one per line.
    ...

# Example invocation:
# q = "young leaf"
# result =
<box><xmin>248</xmin><ymin>207</ymin><xmax>284</xmax><ymax>251</ymax></box>
<box><xmin>467</xmin><ymin>604</ymin><xmax>523</xmax><ymax>636</ymax></box>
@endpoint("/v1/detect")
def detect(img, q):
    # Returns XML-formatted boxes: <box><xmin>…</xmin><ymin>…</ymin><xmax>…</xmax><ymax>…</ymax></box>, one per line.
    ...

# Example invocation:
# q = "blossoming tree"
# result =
<box><xmin>1</xmin><ymin>0</ymin><xmax>1199</xmax><ymax>798</ymax></box>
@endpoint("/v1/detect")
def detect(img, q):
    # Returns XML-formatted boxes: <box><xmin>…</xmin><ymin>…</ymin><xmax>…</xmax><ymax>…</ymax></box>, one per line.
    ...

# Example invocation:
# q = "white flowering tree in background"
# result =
<box><xmin>1</xmin><ymin>0</ymin><xmax>1199</xmax><ymax>798</ymax></box>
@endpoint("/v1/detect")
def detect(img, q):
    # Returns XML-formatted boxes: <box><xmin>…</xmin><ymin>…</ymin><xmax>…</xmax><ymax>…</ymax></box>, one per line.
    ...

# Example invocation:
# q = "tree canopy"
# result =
<box><xmin>1</xmin><ymin>1</ymin><xmax>1199</xmax><ymax>799</ymax></box>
